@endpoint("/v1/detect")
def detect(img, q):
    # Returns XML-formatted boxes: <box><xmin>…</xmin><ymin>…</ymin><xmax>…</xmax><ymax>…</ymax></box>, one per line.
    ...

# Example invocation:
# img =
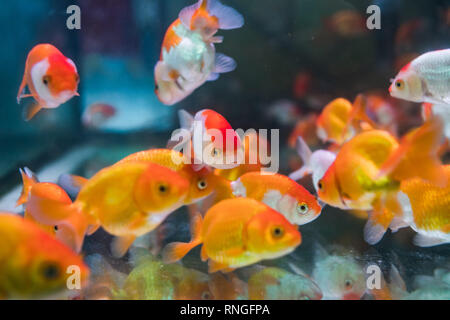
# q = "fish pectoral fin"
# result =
<box><xmin>22</xmin><ymin>102</ymin><xmax>42</xmax><ymax>121</ymax></box>
<box><xmin>111</xmin><ymin>234</ymin><xmax>137</xmax><ymax>258</ymax></box>
<box><xmin>207</xmin><ymin>72</ymin><xmax>220</xmax><ymax>82</ymax></box>
<box><xmin>413</xmin><ymin>233</ymin><xmax>449</xmax><ymax>247</ymax></box>
<box><xmin>214</xmin><ymin>53</ymin><xmax>237</xmax><ymax>74</ymax></box>
<box><xmin>363</xmin><ymin>197</ymin><xmax>397</xmax><ymax>245</ymax></box>
<box><xmin>208</xmin><ymin>260</ymin><xmax>234</xmax><ymax>274</ymax></box>
<box><xmin>210</xmin><ymin>36</ymin><xmax>224</xmax><ymax>44</ymax></box>
<box><xmin>17</xmin><ymin>75</ymin><xmax>29</xmax><ymax>104</ymax></box>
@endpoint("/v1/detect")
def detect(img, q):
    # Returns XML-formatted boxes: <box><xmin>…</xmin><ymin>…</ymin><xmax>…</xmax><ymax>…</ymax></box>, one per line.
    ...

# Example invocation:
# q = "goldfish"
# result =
<box><xmin>117</xmin><ymin>248</ymin><xmax>215</xmax><ymax>300</ymax></box>
<box><xmin>116</xmin><ymin>148</ymin><xmax>218</xmax><ymax>204</ymax></box>
<box><xmin>173</xmin><ymin>109</ymin><xmax>242</xmax><ymax>169</ymax></box>
<box><xmin>82</xmin><ymin>103</ymin><xmax>117</xmax><ymax>128</ymax></box>
<box><xmin>0</xmin><ymin>213</ymin><xmax>89</xmax><ymax>299</ymax></box>
<box><xmin>231</xmin><ymin>172</ymin><xmax>322</xmax><ymax>226</ymax></box>
<box><xmin>19</xmin><ymin>162</ymin><xmax>190</xmax><ymax>257</ymax></box>
<box><xmin>317</xmin><ymin>118</ymin><xmax>446</xmax><ymax>244</ymax></box>
<box><xmin>17</xmin><ymin>44</ymin><xmax>79</xmax><ymax>120</ymax></box>
<box><xmin>162</xmin><ymin>198</ymin><xmax>301</xmax><ymax>273</ymax></box>
<box><xmin>154</xmin><ymin>0</ymin><xmax>244</xmax><ymax>105</ymax></box>
<box><xmin>389</xmin><ymin>49</ymin><xmax>450</xmax><ymax>104</ymax></box>
<box><xmin>247</xmin><ymin>266</ymin><xmax>322</xmax><ymax>300</ymax></box>
<box><xmin>312</xmin><ymin>244</ymin><xmax>366</xmax><ymax>300</ymax></box>
<box><xmin>289</xmin><ymin>136</ymin><xmax>336</xmax><ymax>193</ymax></box>
<box><xmin>396</xmin><ymin>165</ymin><xmax>450</xmax><ymax>247</ymax></box>
<box><xmin>316</xmin><ymin>95</ymin><xmax>376</xmax><ymax>145</ymax></box>
<box><xmin>324</xmin><ymin>10</ymin><xmax>367</xmax><ymax>38</ymax></box>
<box><xmin>288</xmin><ymin>113</ymin><xmax>319</xmax><ymax>149</ymax></box>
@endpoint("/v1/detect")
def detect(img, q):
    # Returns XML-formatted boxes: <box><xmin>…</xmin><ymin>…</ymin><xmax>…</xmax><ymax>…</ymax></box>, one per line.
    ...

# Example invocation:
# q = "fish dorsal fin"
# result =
<box><xmin>178</xmin><ymin>109</ymin><xmax>195</xmax><ymax>130</ymax></box>
<box><xmin>179</xmin><ymin>1</ymin><xmax>202</xmax><ymax>29</ymax></box>
<box><xmin>288</xmin><ymin>137</ymin><xmax>313</xmax><ymax>181</ymax></box>
<box><xmin>208</xmin><ymin>0</ymin><xmax>244</xmax><ymax>30</ymax></box>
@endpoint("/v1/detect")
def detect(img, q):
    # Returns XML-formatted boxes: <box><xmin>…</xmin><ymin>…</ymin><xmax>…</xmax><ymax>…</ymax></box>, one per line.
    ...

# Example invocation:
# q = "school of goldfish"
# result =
<box><xmin>2</xmin><ymin>0</ymin><xmax>449</xmax><ymax>300</ymax></box>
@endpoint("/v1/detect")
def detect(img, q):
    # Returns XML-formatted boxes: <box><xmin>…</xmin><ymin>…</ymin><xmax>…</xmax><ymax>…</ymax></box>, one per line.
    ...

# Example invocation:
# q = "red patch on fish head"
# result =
<box><xmin>46</xmin><ymin>53</ymin><xmax>79</xmax><ymax>96</ymax></box>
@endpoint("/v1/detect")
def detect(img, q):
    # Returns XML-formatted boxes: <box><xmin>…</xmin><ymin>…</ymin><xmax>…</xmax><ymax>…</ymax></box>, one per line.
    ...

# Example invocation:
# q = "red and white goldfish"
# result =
<box><xmin>82</xmin><ymin>103</ymin><xmax>116</xmax><ymax>128</ymax></box>
<box><xmin>154</xmin><ymin>0</ymin><xmax>244</xmax><ymax>105</ymax></box>
<box><xmin>396</xmin><ymin>165</ymin><xmax>450</xmax><ymax>247</ymax></box>
<box><xmin>17</xmin><ymin>44</ymin><xmax>79</xmax><ymax>120</ymax></box>
<box><xmin>18</xmin><ymin>162</ymin><xmax>190</xmax><ymax>257</ymax></box>
<box><xmin>317</xmin><ymin>118</ymin><xmax>445</xmax><ymax>244</ymax></box>
<box><xmin>316</xmin><ymin>95</ymin><xmax>376</xmax><ymax>145</ymax></box>
<box><xmin>163</xmin><ymin>198</ymin><xmax>301</xmax><ymax>273</ymax></box>
<box><xmin>231</xmin><ymin>172</ymin><xmax>322</xmax><ymax>226</ymax></box>
<box><xmin>173</xmin><ymin>109</ymin><xmax>242</xmax><ymax>169</ymax></box>
<box><xmin>0</xmin><ymin>213</ymin><xmax>89</xmax><ymax>299</ymax></box>
<box><xmin>389</xmin><ymin>49</ymin><xmax>450</xmax><ymax>104</ymax></box>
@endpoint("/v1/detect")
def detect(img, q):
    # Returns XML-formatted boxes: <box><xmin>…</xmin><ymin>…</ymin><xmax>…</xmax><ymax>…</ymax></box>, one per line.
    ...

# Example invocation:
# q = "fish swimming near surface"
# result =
<box><xmin>162</xmin><ymin>197</ymin><xmax>301</xmax><ymax>273</ymax></box>
<box><xmin>154</xmin><ymin>0</ymin><xmax>244</xmax><ymax>105</ymax></box>
<box><xmin>17</xmin><ymin>43</ymin><xmax>79</xmax><ymax>120</ymax></box>
<box><xmin>18</xmin><ymin>162</ymin><xmax>191</xmax><ymax>257</ymax></box>
<box><xmin>0</xmin><ymin>213</ymin><xmax>89</xmax><ymax>299</ymax></box>
<box><xmin>389</xmin><ymin>49</ymin><xmax>450</xmax><ymax>105</ymax></box>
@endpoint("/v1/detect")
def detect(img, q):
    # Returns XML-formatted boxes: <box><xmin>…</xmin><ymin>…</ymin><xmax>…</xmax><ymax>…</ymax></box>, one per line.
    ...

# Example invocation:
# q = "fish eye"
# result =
<box><xmin>345</xmin><ymin>279</ymin><xmax>353</xmax><ymax>289</ymax></box>
<box><xmin>197</xmin><ymin>179</ymin><xmax>207</xmax><ymax>190</ymax></box>
<box><xmin>271</xmin><ymin>226</ymin><xmax>285</xmax><ymax>239</ymax></box>
<box><xmin>212</xmin><ymin>148</ymin><xmax>220</xmax><ymax>157</ymax></box>
<box><xmin>157</xmin><ymin>183</ymin><xmax>169</xmax><ymax>194</ymax></box>
<box><xmin>54</xmin><ymin>225</ymin><xmax>58</xmax><ymax>232</ymax></box>
<box><xmin>39</xmin><ymin>261</ymin><xmax>61</xmax><ymax>281</ymax></box>
<box><xmin>318</xmin><ymin>181</ymin><xmax>323</xmax><ymax>191</ymax></box>
<box><xmin>395</xmin><ymin>79</ymin><xmax>404</xmax><ymax>90</ymax></box>
<box><xmin>42</xmin><ymin>75</ymin><xmax>51</xmax><ymax>86</ymax></box>
<box><xmin>201</xmin><ymin>291</ymin><xmax>212</xmax><ymax>300</ymax></box>
<box><xmin>297</xmin><ymin>202</ymin><xmax>309</xmax><ymax>215</ymax></box>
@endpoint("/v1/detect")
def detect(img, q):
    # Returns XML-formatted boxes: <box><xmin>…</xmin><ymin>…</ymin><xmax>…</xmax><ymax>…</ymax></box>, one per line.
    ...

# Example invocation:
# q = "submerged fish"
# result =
<box><xmin>174</xmin><ymin>109</ymin><xmax>242</xmax><ymax>169</ymax></box>
<box><xmin>0</xmin><ymin>213</ymin><xmax>89</xmax><ymax>299</ymax></box>
<box><xmin>231</xmin><ymin>172</ymin><xmax>322</xmax><ymax>226</ymax></box>
<box><xmin>396</xmin><ymin>165</ymin><xmax>450</xmax><ymax>247</ymax></box>
<box><xmin>316</xmin><ymin>95</ymin><xmax>376</xmax><ymax>145</ymax></box>
<box><xmin>82</xmin><ymin>103</ymin><xmax>117</xmax><ymax>128</ymax></box>
<box><xmin>248</xmin><ymin>266</ymin><xmax>322</xmax><ymax>300</ymax></box>
<box><xmin>163</xmin><ymin>198</ymin><xmax>301</xmax><ymax>273</ymax></box>
<box><xmin>317</xmin><ymin>118</ymin><xmax>445</xmax><ymax>244</ymax></box>
<box><xmin>422</xmin><ymin>102</ymin><xmax>450</xmax><ymax>140</ymax></box>
<box><xmin>312</xmin><ymin>244</ymin><xmax>366</xmax><ymax>300</ymax></box>
<box><xmin>155</xmin><ymin>0</ymin><xmax>244</xmax><ymax>105</ymax></box>
<box><xmin>389</xmin><ymin>49</ymin><xmax>450</xmax><ymax>104</ymax></box>
<box><xmin>19</xmin><ymin>162</ymin><xmax>190</xmax><ymax>257</ymax></box>
<box><xmin>17</xmin><ymin>44</ymin><xmax>79</xmax><ymax>120</ymax></box>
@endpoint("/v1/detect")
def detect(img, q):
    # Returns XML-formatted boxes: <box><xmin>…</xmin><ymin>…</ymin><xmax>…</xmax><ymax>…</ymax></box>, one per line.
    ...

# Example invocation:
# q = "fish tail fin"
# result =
<box><xmin>16</xmin><ymin>167</ymin><xmax>39</xmax><ymax>207</ymax></box>
<box><xmin>378</xmin><ymin>117</ymin><xmax>446</xmax><ymax>187</ymax></box>
<box><xmin>25</xmin><ymin>182</ymin><xmax>88</xmax><ymax>252</ymax></box>
<box><xmin>179</xmin><ymin>0</ymin><xmax>244</xmax><ymax>31</ymax></box>
<box><xmin>23</xmin><ymin>102</ymin><xmax>42</xmax><ymax>121</ymax></box>
<box><xmin>162</xmin><ymin>212</ymin><xmax>203</xmax><ymax>263</ymax></box>
<box><xmin>289</xmin><ymin>137</ymin><xmax>312</xmax><ymax>180</ymax></box>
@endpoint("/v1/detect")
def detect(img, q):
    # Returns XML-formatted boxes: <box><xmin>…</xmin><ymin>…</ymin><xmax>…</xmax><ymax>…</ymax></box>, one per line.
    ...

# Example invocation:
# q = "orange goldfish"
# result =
<box><xmin>19</xmin><ymin>162</ymin><xmax>190</xmax><ymax>257</ymax></box>
<box><xmin>317</xmin><ymin>118</ymin><xmax>445</xmax><ymax>244</ymax></box>
<box><xmin>231</xmin><ymin>172</ymin><xmax>322</xmax><ymax>226</ymax></box>
<box><xmin>17</xmin><ymin>44</ymin><xmax>79</xmax><ymax>120</ymax></box>
<box><xmin>155</xmin><ymin>0</ymin><xmax>244</xmax><ymax>105</ymax></box>
<box><xmin>0</xmin><ymin>213</ymin><xmax>89</xmax><ymax>299</ymax></box>
<box><xmin>396</xmin><ymin>165</ymin><xmax>450</xmax><ymax>247</ymax></box>
<box><xmin>174</xmin><ymin>109</ymin><xmax>242</xmax><ymax>169</ymax></box>
<box><xmin>117</xmin><ymin>148</ymin><xmax>218</xmax><ymax>204</ymax></box>
<box><xmin>316</xmin><ymin>95</ymin><xmax>376</xmax><ymax>145</ymax></box>
<box><xmin>163</xmin><ymin>198</ymin><xmax>301</xmax><ymax>273</ymax></box>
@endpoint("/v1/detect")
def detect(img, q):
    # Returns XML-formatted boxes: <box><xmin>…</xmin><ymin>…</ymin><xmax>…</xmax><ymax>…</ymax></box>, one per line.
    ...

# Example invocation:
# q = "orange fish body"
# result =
<box><xmin>19</xmin><ymin>162</ymin><xmax>190</xmax><ymax>257</ymax></box>
<box><xmin>231</xmin><ymin>172</ymin><xmax>322</xmax><ymax>226</ymax></box>
<box><xmin>163</xmin><ymin>198</ymin><xmax>301</xmax><ymax>273</ymax></box>
<box><xmin>397</xmin><ymin>165</ymin><xmax>450</xmax><ymax>246</ymax></box>
<box><xmin>17</xmin><ymin>44</ymin><xmax>79</xmax><ymax>120</ymax></box>
<box><xmin>0</xmin><ymin>213</ymin><xmax>89</xmax><ymax>299</ymax></box>
<box><xmin>117</xmin><ymin>148</ymin><xmax>218</xmax><ymax>204</ymax></box>
<box><xmin>317</xmin><ymin>118</ymin><xmax>445</xmax><ymax>244</ymax></box>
